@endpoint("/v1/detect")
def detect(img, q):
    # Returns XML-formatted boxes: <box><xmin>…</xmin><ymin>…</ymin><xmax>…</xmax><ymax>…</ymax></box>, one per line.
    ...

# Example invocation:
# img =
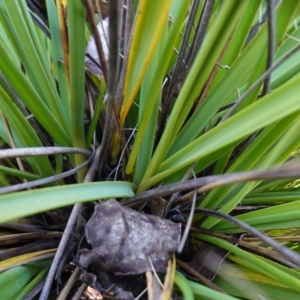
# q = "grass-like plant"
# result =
<box><xmin>1</xmin><ymin>0</ymin><xmax>300</xmax><ymax>299</ymax></box>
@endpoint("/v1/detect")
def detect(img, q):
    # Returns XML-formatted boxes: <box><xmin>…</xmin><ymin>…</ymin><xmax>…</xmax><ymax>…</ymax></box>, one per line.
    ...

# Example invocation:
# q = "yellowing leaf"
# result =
<box><xmin>120</xmin><ymin>0</ymin><xmax>173</xmax><ymax>124</ymax></box>
<box><xmin>0</xmin><ymin>249</ymin><xmax>56</xmax><ymax>271</ymax></box>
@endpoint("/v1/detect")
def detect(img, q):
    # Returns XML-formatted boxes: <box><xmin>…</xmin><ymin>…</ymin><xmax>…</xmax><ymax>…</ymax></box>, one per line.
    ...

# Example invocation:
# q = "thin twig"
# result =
<box><xmin>0</xmin><ymin>231</ymin><xmax>62</xmax><ymax>243</ymax></box>
<box><xmin>0</xmin><ymin>239</ymin><xmax>59</xmax><ymax>261</ymax></box>
<box><xmin>0</xmin><ymin>154</ymin><xmax>93</xmax><ymax>195</ymax></box>
<box><xmin>156</xmin><ymin>0</ymin><xmax>200</xmax><ymax>144</ymax></box>
<box><xmin>121</xmin><ymin>163</ymin><xmax>300</xmax><ymax>206</ymax></box>
<box><xmin>70</xmin><ymin>283</ymin><xmax>87</xmax><ymax>300</ymax></box>
<box><xmin>188</xmin><ymin>0</ymin><xmax>215</xmax><ymax>68</ymax></box>
<box><xmin>243</xmin><ymin>235</ymin><xmax>300</xmax><ymax>242</ymax></box>
<box><xmin>176</xmin><ymin>259</ymin><xmax>224</xmax><ymax>293</ymax></box>
<box><xmin>177</xmin><ymin>189</ymin><xmax>197</xmax><ymax>253</ymax></box>
<box><xmin>148</xmin><ymin>256</ymin><xmax>164</xmax><ymax>289</ymax></box>
<box><xmin>178</xmin><ymin>164</ymin><xmax>300</xmax><ymax>202</ymax></box>
<box><xmin>98</xmin><ymin>0</ymin><xmax>122</xmax><ymax>173</ymax></box>
<box><xmin>114</xmin><ymin>125</ymin><xmax>137</xmax><ymax>181</ymax></box>
<box><xmin>189</xmin><ymin>226</ymin><xmax>299</xmax><ymax>269</ymax></box>
<box><xmin>40</xmin><ymin>210</ymin><xmax>84</xmax><ymax>300</ymax></box>
<box><xmin>135</xmin><ymin>288</ymin><xmax>148</xmax><ymax>300</ymax></box>
<box><xmin>168</xmin><ymin>0</ymin><xmax>200</xmax><ymax>88</ymax></box>
<box><xmin>188</xmin><ymin>208</ymin><xmax>300</xmax><ymax>267</ymax></box>
<box><xmin>0</xmin><ymin>147</ymin><xmax>92</xmax><ymax>159</ymax></box>
<box><xmin>107</xmin><ymin>0</ymin><xmax>121</xmax><ymax>96</ymax></box>
<box><xmin>163</xmin><ymin>162</ymin><xmax>197</xmax><ymax>217</ymax></box>
<box><xmin>39</xmin><ymin>147</ymin><xmax>101</xmax><ymax>300</ymax></box>
<box><xmin>55</xmin><ymin>241</ymin><xmax>75</xmax><ymax>281</ymax></box>
<box><xmin>95</xmin><ymin>2</ymin><xmax>109</xmax><ymax>47</ymax></box>
<box><xmin>0</xmin><ymin>222</ymin><xmax>47</xmax><ymax>233</ymax></box>
<box><xmin>262</xmin><ymin>0</ymin><xmax>276</xmax><ymax>96</ymax></box>
<box><xmin>56</xmin><ymin>267</ymin><xmax>80</xmax><ymax>300</ymax></box>
<box><xmin>23</xmin><ymin>279</ymin><xmax>46</xmax><ymax>300</ymax></box>
<box><xmin>220</xmin><ymin>41</ymin><xmax>300</xmax><ymax>123</ymax></box>
<box><xmin>124</xmin><ymin>0</ymin><xmax>133</xmax><ymax>55</ymax></box>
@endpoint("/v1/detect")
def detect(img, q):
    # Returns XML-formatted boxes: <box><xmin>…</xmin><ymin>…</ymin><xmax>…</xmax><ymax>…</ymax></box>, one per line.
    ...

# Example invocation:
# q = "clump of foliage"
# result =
<box><xmin>1</xmin><ymin>0</ymin><xmax>300</xmax><ymax>299</ymax></box>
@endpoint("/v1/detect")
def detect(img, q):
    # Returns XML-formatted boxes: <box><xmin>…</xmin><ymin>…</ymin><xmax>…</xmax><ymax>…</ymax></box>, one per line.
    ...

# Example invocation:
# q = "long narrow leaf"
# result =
<box><xmin>0</xmin><ymin>182</ymin><xmax>134</xmax><ymax>223</ymax></box>
<box><xmin>140</xmin><ymin>1</ymin><xmax>248</xmax><ymax>184</ymax></box>
<box><xmin>138</xmin><ymin>73</ymin><xmax>300</xmax><ymax>192</ymax></box>
<box><xmin>68</xmin><ymin>0</ymin><xmax>87</xmax><ymax>181</ymax></box>
<box><xmin>120</xmin><ymin>0</ymin><xmax>173</xmax><ymax>123</ymax></box>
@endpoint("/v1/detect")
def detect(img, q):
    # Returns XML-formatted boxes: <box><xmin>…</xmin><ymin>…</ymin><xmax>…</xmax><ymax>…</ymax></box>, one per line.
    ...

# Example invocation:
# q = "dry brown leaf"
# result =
<box><xmin>77</xmin><ymin>199</ymin><xmax>181</xmax><ymax>275</ymax></box>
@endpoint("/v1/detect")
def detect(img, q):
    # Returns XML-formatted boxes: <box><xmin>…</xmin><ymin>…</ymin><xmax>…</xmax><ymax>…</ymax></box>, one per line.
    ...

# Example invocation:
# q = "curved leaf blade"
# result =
<box><xmin>0</xmin><ymin>182</ymin><xmax>135</xmax><ymax>223</ymax></box>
